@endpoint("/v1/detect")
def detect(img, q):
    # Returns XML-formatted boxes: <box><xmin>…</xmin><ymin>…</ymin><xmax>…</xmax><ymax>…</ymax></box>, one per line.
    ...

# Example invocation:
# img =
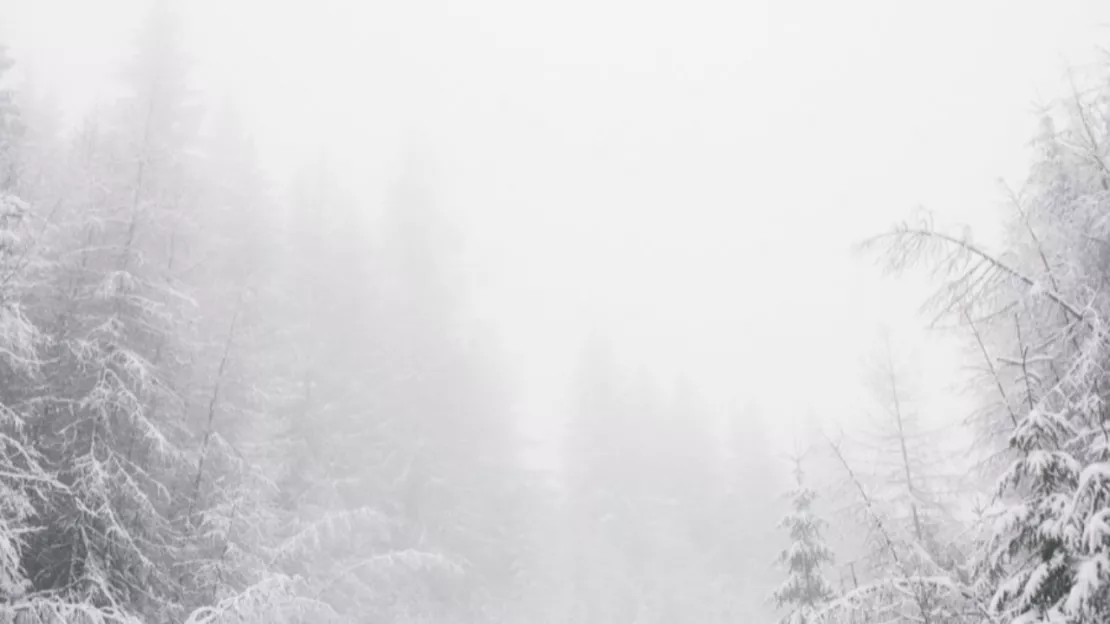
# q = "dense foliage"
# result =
<box><xmin>795</xmin><ymin>58</ymin><xmax>1110</xmax><ymax>624</ymax></box>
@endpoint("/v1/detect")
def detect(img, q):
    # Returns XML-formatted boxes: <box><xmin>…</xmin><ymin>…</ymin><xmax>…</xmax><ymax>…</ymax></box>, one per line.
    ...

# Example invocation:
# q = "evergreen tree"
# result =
<box><xmin>564</xmin><ymin>339</ymin><xmax>741</xmax><ymax>623</ymax></box>
<box><xmin>862</xmin><ymin>68</ymin><xmax>1110</xmax><ymax>623</ymax></box>
<box><xmin>0</xmin><ymin>45</ymin><xmax>18</xmax><ymax>188</ymax></box>
<box><xmin>11</xmin><ymin>3</ymin><xmax>215</xmax><ymax>617</ymax></box>
<box><xmin>372</xmin><ymin>153</ymin><xmax>532</xmax><ymax>621</ymax></box>
<box><xmin>563</xmin><ymin>338</ymin><xmax>658</xmax><ymax>623</ymax></box>
<box><xmin>0</xmin><ymin>44</ymin><xmax>21</xmax><ymax>190</ymax></box>
<box><xmin>0</xmin><ymin>190</ymin><xmax>56</xmax><ymax>604</ymax></box>
<box><xmin>772</xmin><ymin>455</ymin><xmax>836</xmax><ymax>624</ymax></box>
<box><xmin>266</xmin><ymin>161</ymin><xmax>431</xmax><ymax>621</ymax></box>
<box><xmin>176</xmin><ymin>97</ymin><xmax>285</xmax><ymax>607</ymax></box>
<box><xmin>830</xmin><ymin>333</ymin><xmax>967</xmax><ymax>622</ymax></box>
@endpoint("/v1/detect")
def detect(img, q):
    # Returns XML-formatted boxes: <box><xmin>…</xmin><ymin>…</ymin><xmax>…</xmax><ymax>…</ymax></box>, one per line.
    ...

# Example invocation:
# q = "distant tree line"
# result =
<box><xmin>0</xmin><ymin>3</ymin><xmax>783</xmax><ymax>623</ymax></box>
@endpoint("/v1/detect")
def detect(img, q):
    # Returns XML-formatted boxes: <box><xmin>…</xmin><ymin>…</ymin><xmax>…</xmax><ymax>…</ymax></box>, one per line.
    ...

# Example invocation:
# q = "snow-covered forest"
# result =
<box><xmin>5</xmin><ymin>0</ymin><xmax>1110</xmax><ymax>623</ymax></box>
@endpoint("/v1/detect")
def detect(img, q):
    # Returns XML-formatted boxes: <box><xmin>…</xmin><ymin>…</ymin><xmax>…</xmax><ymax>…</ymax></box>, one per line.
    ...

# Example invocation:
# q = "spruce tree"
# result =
<box><xmin>862</xmin><ymin>70</ymin><xmax>1110</xmax><ymax>623</ymax></box>
<box><xmin>772</xmin><ymin>456</ymin><xmax>835</xmax><ymax>624</ymax></box>
<box><xmin>14</xmin><ymin>3</ymin><xmax>207</xmax><ymax>617</ymax></box>
<box><xmin>0</xmin><ymin>44</ymin><xmax>21</xmax><ymax>190</ymax></box>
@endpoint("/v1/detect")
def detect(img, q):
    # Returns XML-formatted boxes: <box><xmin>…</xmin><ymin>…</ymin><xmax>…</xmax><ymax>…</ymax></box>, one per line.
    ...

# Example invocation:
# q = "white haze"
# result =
<box><xmin>8</xmin><ymin>0</ymin><xmax>1110</xmax><ymax>456</ymax></box>
<box><xmin>5</xmin><ymin>0</ymin><xmax>1110</xmax><ymax>621</ymax></box>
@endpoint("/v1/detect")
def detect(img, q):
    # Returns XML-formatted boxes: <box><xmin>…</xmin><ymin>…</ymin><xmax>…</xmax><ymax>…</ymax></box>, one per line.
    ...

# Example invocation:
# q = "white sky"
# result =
<box><xmin>6</xmin><ymin>0</ymin><xmax>1110</xmax><ymax>460</ymax></box>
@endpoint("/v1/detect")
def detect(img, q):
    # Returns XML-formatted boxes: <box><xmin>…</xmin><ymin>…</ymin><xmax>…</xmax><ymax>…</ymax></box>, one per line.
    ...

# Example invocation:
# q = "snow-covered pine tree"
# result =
<box><xmin>977</xmin><ymin>85</ymin><xmax>1110</xmax><ymax>624</ymax></box>
<box><xmin>13</xmin><ymin>3</ymin><xmax>207</xmax><ymax>617</ymax></box>
<box><xmin>0</xmin><ymin>57</ymin><xmax>130</xmax><ymax>622</ymax></box>
<box><xmin>861</xmin><ymin>65</ymin><xmax>1110</xmax><ymax>623</ymax></box>
<box><xmin>258</xmin><ymin>159</ymin><xmax>470</xmax><ymax>622</ymax></box>
<box><xmin>821</xmin><ymin>332</ymin><xmax>972</xmax><ymax>624</ymax></box>
<box><xmin>174</xmin><ymin>96</ymin><xmax>288</xmax><ymax>608</ymax></box>
<box><xmin>563</xmin><ymin>340</ymin><xmax>741</xmax><ymax>624</ymax></box>
<box><xmin>860</xmin><ymin>333</ymin><xmax>951</xmax><ymax>550</ymax></box>
<box><xmin>772</xmin><ymin>454</ymin><xmax>836</xmax><ymax>624</ymax></box>
<box><xmin>0</xmin><ymin>44</ymin><xmax>22</xmax><ymax>190</ymax></box>
<box><xmin>372</xmin><ymin>153</ymin><xmax>537</xmax><ymax>621</ymax></box>
<box><xmin>563</xmin><ymin>338</ymin><xmax>655</xmax><ymax>623</ymax></box>
<box><xmin>0</xmin><ymin>190</ymin><xmax>57</xmax><ymax>605</ymax></box>
<box><xmin>263</xmin><ymin>161</ymin><xmax>397</xmax><ymax>619</ymax></box>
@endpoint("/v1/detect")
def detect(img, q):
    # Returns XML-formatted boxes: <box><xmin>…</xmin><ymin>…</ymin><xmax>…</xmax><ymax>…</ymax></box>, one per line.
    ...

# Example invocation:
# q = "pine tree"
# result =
<box><xmin>265</xmin><ymin>161</ymin><xmax>408</xmax><ymax>620</ymax></box>
<box><xmin>372</xmin><ymin>153</ymin><xmax>533</xmax><ymax>620</ymax></box>
<box><xmin>861</xmin><ymin>66</ymin><xmax>1110</xmax><ymax>623</ymax></box>
<box><xmin>772</xmin><ymin>455</ymin><xmax>836</xmax><ymax>624</ymax></box>
<box><xmin>261</xmin><ymin>158</ymin><xmax>484</xmax><ymax>622</ymax></box>
<box><xmin>175</xmin><ymin>98</ymin><xmax>286</xmax><ymax>607</ymax></box>
<box><xmin>0</xmin><ymin>44</ymin><xmax>22</xmax><ymax>190</ymax></box>
<box><xmin>12</xmin><ymin>3</ymin><xmax>207</xmax><ymax>617</ymax></box>
<box><xmin>563</xmin><ymin>339</ymin><xmax>744</xmax><ymax>623</ymax></box>
<box><xmin>0</xmin><ymin>190</ymin><xmax>57</xmax><ymax>604</ymax></box>
<box><xmin>976</xmin><ymin>97</ymin><xmax>1110</xmax><ymax>624</ymax></box>
<box><xmin>841</xmin><ymin>332</ymin><xmax>969</xmax><ymax>624</ymax></box>
<box><xmin>563</xmin><ymin>338</ymin><xmax>655</xmax><ymax>623</ymax></box>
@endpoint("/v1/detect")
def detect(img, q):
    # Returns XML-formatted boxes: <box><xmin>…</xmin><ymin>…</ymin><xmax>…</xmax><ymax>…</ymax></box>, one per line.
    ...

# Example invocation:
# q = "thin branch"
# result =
<box><xmin>963</xmin><ymin>309</ymin><xmax>1019</xmax><ymax>427</ymax></box>
<box><xmin>863</xmin><ymin>227</ymin><xmax>1086</xmax><ymax>323</ymax></box>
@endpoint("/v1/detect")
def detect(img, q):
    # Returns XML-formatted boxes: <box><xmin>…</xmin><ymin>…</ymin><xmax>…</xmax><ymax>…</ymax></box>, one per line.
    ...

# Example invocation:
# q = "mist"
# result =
<box><xmin>3</xmin><ymin>0</ymin><xmax>1110</xmax><ymax>622</ymax></box>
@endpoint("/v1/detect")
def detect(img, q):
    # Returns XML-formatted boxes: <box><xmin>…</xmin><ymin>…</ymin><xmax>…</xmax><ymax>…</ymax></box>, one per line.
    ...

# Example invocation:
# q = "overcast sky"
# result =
<box><xmin>6</xmin><ymin>0</ymin><xmax>1110</xmax><ymax>460</ymax></box>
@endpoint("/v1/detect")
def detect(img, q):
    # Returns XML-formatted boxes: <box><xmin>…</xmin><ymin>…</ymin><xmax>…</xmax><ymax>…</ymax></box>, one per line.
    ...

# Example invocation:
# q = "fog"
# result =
<box><xmin>3</xmin><ymin>0</ymin><xmax>1110</xmax><ymax>622</ymax></box>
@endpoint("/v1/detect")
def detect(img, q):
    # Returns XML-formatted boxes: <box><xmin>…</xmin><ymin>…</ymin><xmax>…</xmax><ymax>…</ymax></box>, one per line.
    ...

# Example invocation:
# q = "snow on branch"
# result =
<box><xmin>859</xmin><ymin>216</ymin><xmax>1088</xmax><ymax>325</ymax></box>
<box><xmin>183</xmin><ymin>575</ymin><xmax>342</xmax><ymax>624</ymax></box>
<box><xmin>274</xmin><ymin>507</ymin><xmax>392</xmax><ymax>564</ymax></box>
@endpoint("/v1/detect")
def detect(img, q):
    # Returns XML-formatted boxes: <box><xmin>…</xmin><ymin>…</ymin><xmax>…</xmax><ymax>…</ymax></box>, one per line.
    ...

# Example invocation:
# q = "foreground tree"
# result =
<box><xmin>861</xmin><ymin>63</ymin><xmax>1110</xmax><ymax>623</ymax></box>
<box><xmin>18</xmin><ymin>3</ymin><xmax>203</xmax><ymax>614</ymax></box>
